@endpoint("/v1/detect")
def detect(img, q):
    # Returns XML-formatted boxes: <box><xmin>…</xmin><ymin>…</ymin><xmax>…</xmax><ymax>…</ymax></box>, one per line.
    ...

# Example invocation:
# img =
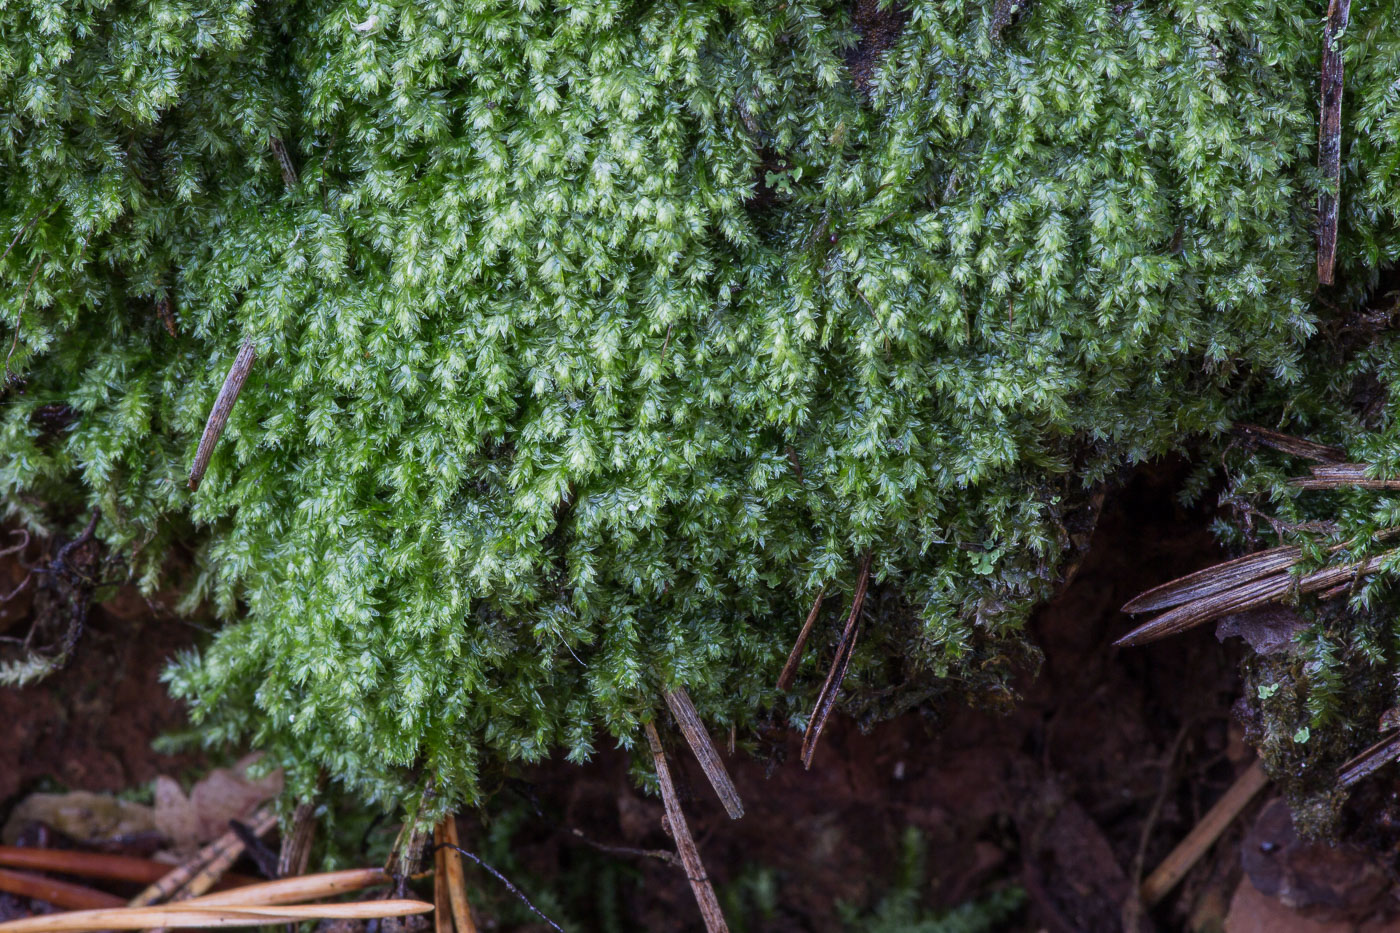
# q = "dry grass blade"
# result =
<box><xmin>1337</xmin><ymin>732</ymin><xmax>1400</xmax><ymax>788</ymax></box>
<box><xmin>663</xmin><ymin>688</ymin><xmax>744</xmax><ymax>820</ymax></box>
<box><xmin>1117</xmin><ymin>554</ymin><xmax>1389</xmax><ymax>647</ymax></box>
<box><xmin>189</xmin><ymin>339</ymin><xmax>257</xmax><ymax>491</ymax></box>
<box><xmin>1289</xmin><ymin>463</ymin><xmax>1400</xmax><ymax>490</ymax></box>
<box><xmin>185</xmin><ymin>868</ymin><xmax>388</xmax><ymax>907</ymax></box>
<box><xmin>1316</xmin><ymin>0</ymin><xmax>1351</xmax><ymax>284</ymax></box>
<box><xmin>0</xmin><ymin>868</ymin><xmax>124</xmax><ymax>910</ymax></box>
<box><xmin>439</xmin><ymin>817</ymin><xmax>477</xmax><ymax>933</ymax></box>
<box><xmin>801</xmin><ymin>554</ymin><xmax>872</xmax><ymax>769</ymax></box>
<box><xmin>0</xmin><ymin>899</ymin><xmax>432</xmax><ymax>933</ymax></box>
<box><xmin>1120</xmin><ymin>546</ymin><xmax>1301</xmax><ymax>615</ymax></box>
<box><xmin>1141</xmin><ymin>761</ymin><xmax>1268</xmax><ymax>907</ymax></box>
<box><xmin>1232</xmin><ymin>424</ymin><xmax>1345</xmax><ymax>463</ymax></box>
<box><xmin>643</xmin><ymin>721</ymin><xmax>730</xmax><ymax>933</ymax></box>
<box><xmin>776</xmin><ymin>586</ymin><xmax>825</xmax><ymax>691</ymax></box>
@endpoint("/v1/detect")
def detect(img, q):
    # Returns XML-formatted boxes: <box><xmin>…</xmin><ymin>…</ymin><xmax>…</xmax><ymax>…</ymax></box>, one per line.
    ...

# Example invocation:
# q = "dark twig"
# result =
<box><xmin>1232</xmin><ymin>424</ymin><xmax>1345</xmax><ymax>463</ymax></box>
<box><xmin>801</xmin><ymin>554</ymin><xmax>872</xmax><ymax>769</ymax></box>
<box><xmin>432</xmin><ymin>843</ymin><xmax>563</xmax><ymax>933</ymax></box>
<box><xmin>642</xmin><ymin>721</ymin><xmax>729</xmax><ymax>933</ymax></box>
<box><xmin>663</xmin><ymin>688</ymin><xmax>744</xmax><ymax>819</ymax></box>
<box><xmin>269</xmin><ymin>137</ymin><xmax>299</xmax><ymax>189</ymax></box>
<box><xmin>1316</xmin><ymin>0</ymin><xmax>1351</xmax><ymax>285</ymax></box>
<box><xmin>230</xmin><ymin>818</ymin><xmax>281</xmax><ymax>880</ymax></box>
<box><xmin>776</xmin><ymin>585</ymin><xmax>825</xmax><ymax>691</ymax></box>
<box><xmin>189</xmin><ymin>340</ymin><xmax>256</xmax><ymax>491</ymax></box>
<box><xmin>0</xmin><ymin>529</ymin><xmax>29</xmax><ymax>558</ymax></box>
<box><xmin>565</xmin><ymin>828</ymin><xmax>680</xmax><ymax>868</ymax></box>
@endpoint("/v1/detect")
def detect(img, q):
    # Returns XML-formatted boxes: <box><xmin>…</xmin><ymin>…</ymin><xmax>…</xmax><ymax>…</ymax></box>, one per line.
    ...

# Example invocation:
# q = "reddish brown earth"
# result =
<box><xmin>3</xmin><ymin>465</ymin><xmax>1400</xmax><ymax>931</ymax></box>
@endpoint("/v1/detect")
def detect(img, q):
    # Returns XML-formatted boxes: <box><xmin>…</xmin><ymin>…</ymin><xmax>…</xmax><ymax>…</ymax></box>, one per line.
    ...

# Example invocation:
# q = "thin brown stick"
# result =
<box><xmin>643</xmin><ymin>721</ymin><xmax>730</xmax><ymax>933</ymax></box>
<box><xmin>434</xmin><ymin>830</ymin><xmax>453</xmax><ymax>933</ymax></box>
<box><xmin>1232</xmin><ymin>424</ymin><xmax>1345</xmax><ymax>463</ymax></box>
<box><xmin>1141</xmin><ymin>761</ymin><xmax>1268</xmax><ymax>907</ymax></box>
<box><xmin>189</xmin><ymin>339</ymin><xmax>256</xmax><ymax>491</ymax></box>
<box><xmin>1116</xmin><ymin>552</ymin><xmax>1390</xmax><ymax>647</ymax></box>
<box><xmin>776</xmin><ymin>586</ymin><xmax>825</xmax><ymax>691</ymax></box>
<box><xmin>1289</xmin><ymin>463</ymin><xmax>1400</xmax><ymax>490</ymax></box>
<box><xmin>663</xmin><ymin>688</ymin><xmax>744</xmax><ymax>820</ymax></box>
<box><xmin>0</xmin><ymin>899</ymin><xmax>432</xmax><ymax>933</ymax></box>
<box><xmin>276</xmin><ymin>801</ymin><xmax>317</xmax><ymax>879</ymax></box>
<box><xmin>801</xmin><ymin>554</ymin><xmax>872</xmax><ymax>769</ymax></box>
<box><xmin>439</xmin><ymin>818</ymin><xmax>477</xmax><ymax>933</ymax></box>
<box><xmin>1337</xmin><ymin>731</ymin><xmax>1400</xmax><ymax>788</ymax></box>
<box><xmin>1316</xmin><ymin>0</ymin><xmax>1351</xmax><ymax>285</ymax></box>
<box><xmin>0</xmin><ymin>868</ymin><xmax>125</xmax><ymax>910</ymax></box>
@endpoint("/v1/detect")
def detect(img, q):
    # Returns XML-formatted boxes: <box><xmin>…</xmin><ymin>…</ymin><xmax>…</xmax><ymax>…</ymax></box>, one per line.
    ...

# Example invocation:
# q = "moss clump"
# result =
<box><xmin>1</xmin><ymin>0</ymin><xmax>1398</xmax><ymax>818</ymax></box>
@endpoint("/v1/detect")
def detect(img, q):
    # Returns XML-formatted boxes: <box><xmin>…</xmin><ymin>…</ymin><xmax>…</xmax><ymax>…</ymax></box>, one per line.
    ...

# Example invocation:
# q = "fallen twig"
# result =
<box><xmin>1140</xmin><ymin>761</ymin><xmax>1269</xmax><ymax>907</ymax></box>
<box><xmin>643</xmin><ymin>721</ymin><xmax>729</xmax><ymax>933</ymax></box>
<box><xmin>189</xmin><ymin>339</ymin><xmax>256</xmax><ymax>491</ymax></box>
<box><xmin>776</xmin><ymin>586</ymin><xmax>825</xmax><ymax>691</ymax></box>
<box><xmin>801</xmin><ymin>554</ymin><xmax>872</xmax><ymax>768</ymax></box>
<box><xmin>1316</xmin><ymin>0</ymin><xmax>1351</xmax><ymax>285</ymax></box>
<box><xmin>663</xmin><ymin>688</ymin><xmax>744</xmax><ymax>820</ymax></box>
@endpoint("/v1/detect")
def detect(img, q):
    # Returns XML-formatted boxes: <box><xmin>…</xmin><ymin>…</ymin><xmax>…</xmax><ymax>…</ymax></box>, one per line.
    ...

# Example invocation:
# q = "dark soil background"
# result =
<box><xmin>4</xmin><ymin>464</ymin><xmax>1400</xmax><ymax>931</ymax></box>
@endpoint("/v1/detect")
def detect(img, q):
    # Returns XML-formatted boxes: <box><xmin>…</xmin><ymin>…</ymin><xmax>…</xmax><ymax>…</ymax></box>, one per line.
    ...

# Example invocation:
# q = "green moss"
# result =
<box><xmin>1</xmin><ymin>0</ymin><xmax>1397</xmax><ymax>817</ymax></box>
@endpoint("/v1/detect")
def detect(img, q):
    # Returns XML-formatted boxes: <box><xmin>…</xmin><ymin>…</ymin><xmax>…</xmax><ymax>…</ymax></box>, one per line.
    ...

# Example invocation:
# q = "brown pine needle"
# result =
<box><xmin>776</xmin><ymin>586</ymin><xmax>825</xmax><ymax>691</ymax></box>
<box><xmin>663</xmin><ymin>688</ymin><xmax>744</xmax><ymax>820</ymax></box>
<box><xmin>1232</xmin><ymin>424</ymin><xmax>1345</xmax><ymax>463</ymax></box>
<box><xmin>0</xmin><ymin>868</ymin><xmax>124</xmax><ymax>911</ymax></box>
<box><xmin>1141</xmin><ymin>761</ymin><xmax>1268</xmax><ymax>907</ymax></box>
<box><xmin>0</xmin><ymin>848</ymin><xmax>248</xmax><ymax>888</ymax></box>
<box><xmin>643</xmin><ymin>721</ymin><xmax>730</xmax><ymax>933</ymax></box>
<box><xmin>1120</xmin><ymin>545</ymin><xmax>1302</xmax><ymax>615</ymax></box>
<box><xmin>439</xmin><ymin>817</ymin><xmax>477</xmax><ymax>933</ymax></box>
<box><xmin>1316</xmin><ymin>0</ymin><xmax>1351</xmax><ymax>285</ymax></box>
<box><xmin>184</xmin><ymin>867</ymin><xmax>389</xmax><ymax>907</ymax></box>
<box><xmin>1289</xmin><ymin>463</ymin><xmax>1400</xmax><ymax>490</ymax></box>
<box><xmin>1337</xmin><ymin>731</ymin><xmax>1400</xmax><ymax>788</ymax></box>
<box><xmin>189</xmin><ymin>339</ymin><xmax>257</xmax><ymax>491</ymax></box>
<box><xmin>801</xmin><ymin>554</ymin><xmax>872</xmax><ymax>769</ymax></box>
<box><xmin>0</xmin><ymin>899</ymin><xmax>431</xmax><ymax>933</ymax></box>
<box><xmin>130</xmin><ymin>807</ymin><xmax>275</xmax><ymax>907</ymax></box>
<box><xmin>1116</xmin><ymin>553</ymin><xmax>1389</xmax><ymax>647</ymax></box>
<box><xmin>433</xmin><ymin>832</ymin><xmax>453</xmax><ymax>933</ymax></box>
